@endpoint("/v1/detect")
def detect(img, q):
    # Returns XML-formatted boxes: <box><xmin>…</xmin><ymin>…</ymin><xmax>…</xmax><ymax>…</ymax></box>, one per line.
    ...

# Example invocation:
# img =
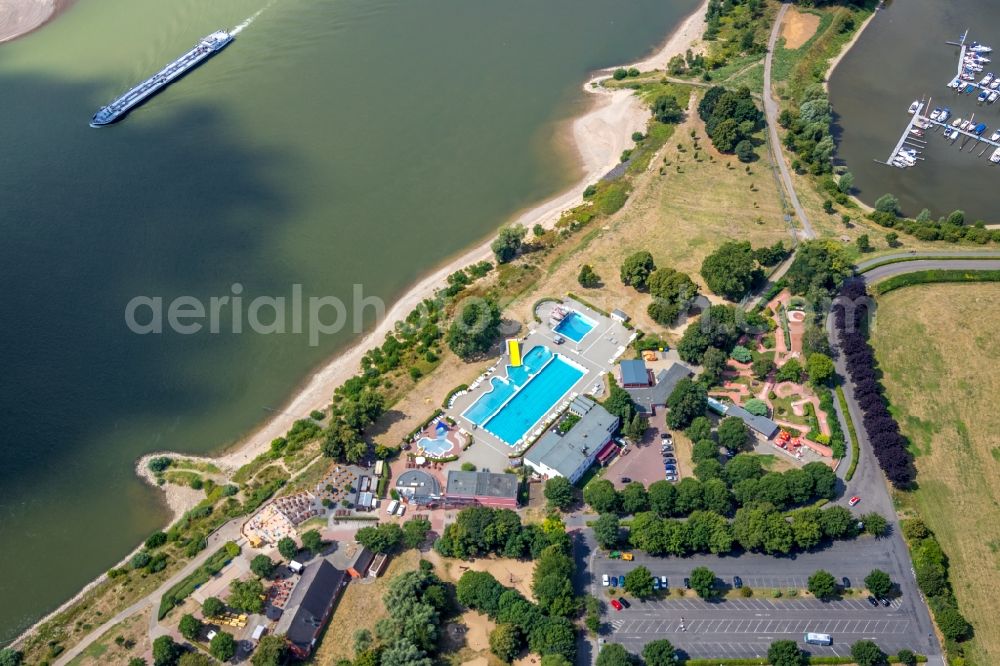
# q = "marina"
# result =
<box><xmin>879</xmin><ymin>31</ymin><xmax>1000</xmax><ymax>169</ymax></box>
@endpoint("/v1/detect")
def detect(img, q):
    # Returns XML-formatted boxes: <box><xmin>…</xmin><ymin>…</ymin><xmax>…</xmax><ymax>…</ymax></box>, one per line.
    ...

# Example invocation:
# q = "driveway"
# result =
<box><xmin>604</xmin><ymin>411</ymin><xmax>674</xmax><ymax>487</ymax></box>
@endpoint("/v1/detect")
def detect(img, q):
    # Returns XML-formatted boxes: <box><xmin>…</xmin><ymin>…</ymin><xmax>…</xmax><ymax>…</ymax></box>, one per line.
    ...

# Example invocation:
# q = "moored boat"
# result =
<box><xmin>990</xmin><ymin>147</ymin><xmax>1000</xmax><ymax>163</ymax></box>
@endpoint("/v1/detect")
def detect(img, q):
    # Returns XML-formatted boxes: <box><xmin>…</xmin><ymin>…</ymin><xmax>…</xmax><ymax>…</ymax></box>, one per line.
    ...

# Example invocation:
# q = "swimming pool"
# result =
<box><xmin>463</xmin><ymin>345</ymin><xmax>585</xmax><ymax>445</ymax></box>
<box><xmin>417</xmin><ymin>433</ymin><xmax>454</xmax><ymax>456</ymax></box>
<box><xmin>554</xmin><ymin>310</ymin><xmax>596</xmax><ymax>343</ymax></box>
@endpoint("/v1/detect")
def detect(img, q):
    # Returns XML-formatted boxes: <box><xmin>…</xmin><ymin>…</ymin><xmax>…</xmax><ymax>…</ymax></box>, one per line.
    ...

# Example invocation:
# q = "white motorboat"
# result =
<box><xmin>908</xmin><ymin>100</ymin><xmax>920</xmax><ymax>113</ymax></box>
<box><xmin>953</xmin><ymin>118</ymin><xmax>963</xmax><ymax>127</ymax></box>
<box><xmin>990</xmin><ymin>91</ymin><xmax>999</xmax><ymax>103</ymax></box>
<box><xmin>990</xmin><ymin>147</ymin><xmax>1000</xmax><ymax>163</ymax></box>
<box><xmin>930</xmin><ymin>107</ymin><xmax>942</xmax><ymax>120</ymax></box>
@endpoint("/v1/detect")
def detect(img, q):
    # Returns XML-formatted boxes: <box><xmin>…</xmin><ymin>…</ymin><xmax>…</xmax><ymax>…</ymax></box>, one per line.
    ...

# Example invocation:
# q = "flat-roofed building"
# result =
<box><xmin>445</xmin><ymin>470</ymin><xmax>519</xmax><ymax>509</ymax></box>
<box><xmin>524</xmin><ymin>397</ymin><xmax>619</xmax><ymax>483</ymax></box>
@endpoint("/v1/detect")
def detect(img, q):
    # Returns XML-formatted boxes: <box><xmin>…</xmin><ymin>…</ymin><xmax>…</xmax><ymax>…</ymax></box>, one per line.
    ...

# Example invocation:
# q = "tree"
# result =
<box><xmin>356</xmin><ymin>523</ymin><xmax>404</xmax><ymax>553</ymax></box>
<box><xmin>716</xmin><ymin>416</ymin><xmax>748</xmax><ymax>452</ymax></box>
<box><xmin>807</xmin><ymin>570</ymin><xmax>838</xmax><ymax>600</ymax></box>
<box><xmin>805</xmin><ymin>353</ymin><xmax>835</xmax><ymax>386</ymax></box>
<box><xmin>202</xmin><ymin>596</ymin><xmax>225</xmax><ymax>618</ymax></box>
<box><xmin>785</xmin><ymin>240</ymin><xmax>851</xmax><ymax>296</ymax></box>
<box><xmin>685</xmin><ymin>416</ymin><xmax>713</xmax><ymax>443</ymax></box>
<box><xmin>250</xmin><ymin>554</ymin><xmax>276</xmax><ymax>579</ymax></box>
<box><xmin>301</xmin><ymin>529</ymin><xmax>323</xmax><ymax>553</ymax></box>
<box><xmin>776</xmin><ymin>358</ymin><xmax>803</xmax><ymax>383</ymax></box>
<box><xmin>620</xmin><ymin>251</ymin><xmax>656</xmax><ymax>288</ymax></box>
<box><xmin>540</xmin><ymin>657</ymin><xmax>573</xmax><ymax>666</ymax></box>
<box><xmin>730</xmin><ymin>345</ymin><xmax>752</xmax><ymax>363</ymax></box>
<box><xmin>623</xmin><ymin>566</ymin><xmax>655</xmax><ymax>598</ymax></box>
<box><xmin>767</xmin><ymin>640</ymin><xmax>807</xmax><ymax>666</ymax></box>
<box><xmin>178</xmin><ymin>613</ymin><xmax>203</xmax><ymax>640</ymax></box>
<box><xmin>152</xmin><ymin>636</ymin><xmax>181</xmax><ymax>666</ymax></box>
<box><xmin>593</xmin><ymin>514</ymin><xmax>621</xmax><ymax>549</ymax></box>
<box><xmin>491</xmin><ymin>224</ymin><xmax>527</xmax><ymax>264</ymax></box>
<box><xmin>403</xmin><ymin>517</ymin><xmax>432</xmax><ymax>549</ymax></box>
<box><xmin>850</xmin><ymin>639</ymin><xmax>887</xmax><ymax>666</ymax></box>
<box><xmin>583</xmin><ymin>480</ymin><xmax>619</xmax><ymax>514</ymax></box>
<box><xmin>700</xmin><ymin>346</ymin><xmax>729</xmax><ymax>386</ymax></box>
<box><xmin>735</xmin><ymin>140</ymin><xmax>755</xmax><ymax>162</ymax></box>
<box><xmin>578</xmin><ymin>264</ymin><xmax>600</xmax><ymax>288</ymax></box>
<box><xmin>489</xmin><ymin>624</ymin><xmax>522</xmax><ymax>662</ymax></box>
<box><xmin>229</xmin><ymin>578</ymin><xmax>265</xmax><ymax>613</ymax></box>
<box><xmin>544</xmin><ymin>477</ymin><xmax>575</xmax><ymax>510</ymax></box>
<box><xmin>861</xmin><ymin>512</ymin><xmax>888</xmax><ymax>537</ymax></box>
<box><xmin>864</xmin><ymin>569</ymin><xmax>892</xmax><ymax>598</ymax></box>
<box><xmin>838</xmin><ymin>171</ymin><xmax>854</xmax><ymax>194</ymax></box>
<box><xmin>620</xmin><ymin>482</ymin><xmax>649</xmax><ymax>514</ymax></box>
<box><xmin>277</xmin><ymin>536</ymin><xmax>297</xmax><ymax>560</ymax></box>
<box><xmin>642</xmin><ymin>639</ymin><xmax>678</xmax><ymax>666</ymax></box>
<box><xmin>935</xmin><ymin>603</ymin><xmax>972</xmax><ymax>641</ymax></box>
<box><xmin>652</xmin><ymin>94</ymin><xmax>684</xmax><ymax>124</ymax></box>
<box><xmin>252</xmin><ymin>635</ymin><xmax>288</xmax><ymax>666</ymax></box>
<box><xmin>447</xmin><ymin>298</ymin><xmax>502</xmax><ymax>360</ymax></box>
<box><xmin>0</xmin><ymin>649</ymin><xmax>23</xmax><ymax>666</ymax></box>
<box><xmin>700</xmin><ymin>241</ymin><xmax>761</xmax><ymax>301</ymax></box>
<box><xmin>596</xmin><ymin>643</ymin><xmax>634</xmax><ymax>666</ymax></box>
<box><xmin>648</xmin><ymin>481</ymin><xmax>677</xmax><ymax>517</ymax></box>
<box><xmin>744</xmin><ymin>398</ymin><xmax>768</xmax><ymax>416</ymax></box>
<box><xmin>178</xmin><ymin>655</ymin><xmax>214</xmax><ymax>666</ymax></box>
<box><xmin>856</xmin><ymin>234</ymin><xmax>872</xmax><ymax>253</ymax></box>
<box><xmin>690</xmin><ymin>566</ymin><xmax>716</xmax><ymax>599</ymax></box>
<box><xmin>209</xmin><ymin>631</ymin><xmax>237</xmax><ymax>662</ymax></box>
<box><xmin>665</xmin><ymin>378</ymin><xmax>707</xmax><ymax>429</ymax></box>
<box><xmin>895</xmin><ymin>649</ymin><xmax>916</xmax><ymax>666</ymax></box>
<box><xmin>752</xmin><ymin>355</ymin><xmax>774</xmax><ymax>379</ymax></box>
<box><xmin>885</xmin><ymin>231</ymin><xmax>899</xmax><ymax>247</ymax></box>
<box><xmin>874</xmin><ymin>193</ymin><xmax>899</xmax><ymax>215</ymax></box>
<box><xmin>623</xmin><ymin>412</ymin><xmax>649</xmax><ymax>441</ymax></box>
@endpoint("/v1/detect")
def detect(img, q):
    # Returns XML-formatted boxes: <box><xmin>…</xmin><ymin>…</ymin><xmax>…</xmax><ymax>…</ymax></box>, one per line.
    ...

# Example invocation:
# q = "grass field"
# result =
<box><xmin>872</xmin><ymin>283</ymin><xmax>1000</xmax><ymax>665</ymax></box>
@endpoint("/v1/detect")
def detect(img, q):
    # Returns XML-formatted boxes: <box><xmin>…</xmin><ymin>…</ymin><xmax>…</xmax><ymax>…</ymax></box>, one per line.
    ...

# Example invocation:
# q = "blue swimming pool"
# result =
<box><xmin>554</xmin><ymin>310</ymin><xmax>596</xmax><ymax>343</ymax></box>
<box><xmin>417</xmin><ymin>433</ymin><xmax>454</xmax><ymax>456</ymax></box>
<box><xmin>462</xmin><ymin>345</ymin><xmax>585</xmax><ymax>445</ymax></box>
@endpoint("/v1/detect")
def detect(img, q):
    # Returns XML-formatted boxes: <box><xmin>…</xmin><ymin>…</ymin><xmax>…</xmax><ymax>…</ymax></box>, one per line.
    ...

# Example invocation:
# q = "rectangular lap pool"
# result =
<box><xmin>554</xmin><ymin>310</ymin><xmax>596</xmax><ymax>343</ymax></box>
<box><xmin>462</xmin><ymin>346</ymin><xmax>585</xmax><ymax>445</ymax></box>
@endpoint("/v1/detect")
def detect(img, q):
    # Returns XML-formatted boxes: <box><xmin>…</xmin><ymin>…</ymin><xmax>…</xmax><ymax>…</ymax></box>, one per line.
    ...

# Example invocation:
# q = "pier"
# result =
<box><xmin>878</xmin><ymin>31</ymin><xmax>1000</xmax><ymax>170</ymax></box>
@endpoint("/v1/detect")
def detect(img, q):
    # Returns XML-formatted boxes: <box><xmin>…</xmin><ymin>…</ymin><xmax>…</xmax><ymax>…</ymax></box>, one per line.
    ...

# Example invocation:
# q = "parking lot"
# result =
<box><xmin>585</xmin><ymin>534</ymin><xmax>933</xmax><ymax>660</ymax></box>
<box><xmin>604</xmin><ymin>410</ymin><xmax>678</xmax><ymax>488</ymax></box>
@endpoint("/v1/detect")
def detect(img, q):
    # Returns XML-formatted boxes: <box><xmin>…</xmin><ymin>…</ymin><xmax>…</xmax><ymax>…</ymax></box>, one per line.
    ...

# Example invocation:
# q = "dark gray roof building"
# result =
<box><xmin>524</xmin><ymin>397</ymin><xmax>619</xmax><ymax>483</ymax></box>
<box><xmin>707</xmin><ymin>396</ymin><xmax>780</xmax><ymax>439</ymax></box>
<box><xmin>627</xmin><ymin>363</ymin><xmax>693</xmax><ymax>414</ymax></box>
<box><xmin>274</xmin><ymin>559</ymin><xmax>348</xmax><ymax>658</ymax></box>
<box><xmin>446</xmin><ymin>471</ymin><xmax>519</xmax><ymax>508</ymax></box>
<box><xmin>395</xmin><ymin>469</ymin><xmax>441</xmax><ymax>504</ymax></box>
<box><xmin>619</xmin><ymin>359</ymin><xmax>651</xmax><ymax>387</ymax></box>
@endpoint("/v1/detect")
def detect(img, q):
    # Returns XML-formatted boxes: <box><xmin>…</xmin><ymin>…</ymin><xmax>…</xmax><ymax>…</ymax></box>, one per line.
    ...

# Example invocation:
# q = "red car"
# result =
<box><xmin>849</xmin><ymin>496</ymin><xmax>861</xmax><ymax>507</ymax></box>
<box><xmin>610</xmin><ymin>599</ymin><xmax>623</xmax><ymax>611</ymax></box>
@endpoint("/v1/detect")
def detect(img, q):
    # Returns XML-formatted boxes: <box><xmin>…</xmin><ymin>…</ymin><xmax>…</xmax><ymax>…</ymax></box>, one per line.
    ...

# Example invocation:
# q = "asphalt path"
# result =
<box><xmin>856</xmin><ymin>250</ymin><xmax>1000</xmax><ymax>272</ymax></box>
<box><xmin>860</xmin><ymin>258</ymin><xmax>1000</xmax><ymax>283</ymax></box>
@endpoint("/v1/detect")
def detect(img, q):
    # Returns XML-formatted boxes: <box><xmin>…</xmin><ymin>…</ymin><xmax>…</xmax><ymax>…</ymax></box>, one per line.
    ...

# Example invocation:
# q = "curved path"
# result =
<box><xmin>826</xmin><ymin>258</ymin><xmax>1000</xmax><ymax>666</ymax></box>
<box><xmin>764</xmin><ymin>3</ymin><xmax>814</xmax><ymax>239</ymax></box>
<box><xmin>857</xmin><ymin>249</ymin><xmax>1000</xmax><ymax>272</ymax></box>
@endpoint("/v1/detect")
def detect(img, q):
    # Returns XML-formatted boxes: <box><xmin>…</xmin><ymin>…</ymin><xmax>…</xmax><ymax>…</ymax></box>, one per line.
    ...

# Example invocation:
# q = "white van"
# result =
<box><xmin>386</xmin><ymin>500</ymin><xmax>399</xmax><ymax>516</ymax></box>
<box><xmin>804</xmin><ymin>633</ymin><xmax>833</xmax><ymax>646</ymax></box>
<box><xmin>395</xmin><ymin>502</ymin><xmax>406</xmax><ymax>516</ymax></box>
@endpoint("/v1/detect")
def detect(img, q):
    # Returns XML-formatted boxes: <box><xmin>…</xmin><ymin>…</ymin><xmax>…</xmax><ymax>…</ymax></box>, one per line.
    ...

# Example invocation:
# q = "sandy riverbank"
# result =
<box><xmin>132</xmin><ymin>0</ymin><xmax>712</xmax><ymax>522</ymax></box>
<box><xmin>0</xmin><ymin>0</ymin><xmax>71</xmax><ymax>43</ymax></box>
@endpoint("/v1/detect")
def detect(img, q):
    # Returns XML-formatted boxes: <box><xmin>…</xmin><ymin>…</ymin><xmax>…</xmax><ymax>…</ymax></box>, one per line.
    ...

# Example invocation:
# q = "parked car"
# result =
<box><xmin>684</xmin><ymin>577</ymin><xmax>691</xmax><ymax>589</ymax></box>
<box><xmin>733</xmin><ymin>576</ymin><xmax>743</xmax><ymax>589</ymax></box>
<box><xmin>660</xmin><ymin>432</ymin><xmax>672</xmax><ymax>441</ymax></box>
<box><xmin>665</xmin><ymin>465</ymin><xmax>677</xmax><ymax>472</ymax></box>
<box><xmin>880</xmin><ymin>598</ymin><xmax>891</xmax><ymax>607</ymax></box>
<box><xmin>842</xmin><ymin>577</ymin><xmax>851</xmax><ymax>589</ymax></box>
<box><xmin>611</xmin><ymin>576</ymin><xmax>620</xmax><ymax>587</ymax></box>
<box><xmin>622</xmin><ymin>552</ymin><xmax>634</xmax><ymax>561</ymax></box>
<box><xmin>663</xmin><ymin>457</ymin><xmax>676</xmax><ymax>464</ymax></box>
<box><xmin>610</xmin><ymin>598</ymin><xmax>623</xmax><ymax>611</ymax></box>
<box><xmin>602</xmin><ymin>574</ymin><xmax>609</xmax><ymax>587</ymax></box>
<box><xmin>553</xmin><ymin>335</ymin><xmax>564</xmax><ymax>344</ymax></box>
<box><xmin>661</xmin><ymin>445</ymin><xmax>674</xmax><ymax>453</ymax></box>
<box><xmin>660</xmin><ymin>575</ymin><xmax>668</xmax><ymax>587</ymax></box>
<box><xmin>621</xmin><ymin>477</ymin><xmax>632</xmax><ymax>483</ymax></box>
<box><xmin>652</xmin><ymin>578</ymin><xmax>660</xmax><ymax>590</ymax></box>
<box><xmin>867</xmin><ymin>595</ymin><xmax>879</xmax><ymax>607</ymax></box>
<box><xmin>849</xmin><ymin>496</ymin><xmax>862</xmax><ymax>507</ymax></box>
<box><xmin>618</xmin><ymin>597</ymin><xmax>630</xmax><ymax>609</ymax></box>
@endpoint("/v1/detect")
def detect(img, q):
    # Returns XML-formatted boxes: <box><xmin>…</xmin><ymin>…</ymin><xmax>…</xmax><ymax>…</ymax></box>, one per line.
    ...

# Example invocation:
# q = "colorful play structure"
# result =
<box><xmin>506</xmin><ymin>338</ymin><xmax>522</xmax><ymax>366</ymax></box>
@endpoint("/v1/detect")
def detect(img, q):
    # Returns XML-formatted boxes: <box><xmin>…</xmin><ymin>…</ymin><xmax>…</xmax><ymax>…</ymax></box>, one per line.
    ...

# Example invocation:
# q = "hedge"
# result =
<box><xmin>835</xmin><ymin>386</ymin><xmax>860</xmax><ymax>482</ymax></box>
<box><xmin>158</xmin><ymin>542</ymin><xmax>241</xmax><ymax>619</ymax></box>
<box><xmin>679</xmin><ymin>656</ymin><xmax>925</xmax><ymax>665</ymax></box>
<box><xmin>872</xmin><ymin>269</ymin><xmax>1000</xmax><ymax>294</ymax></box>
<box><xmin>531</xmin><ymin>297</ymin><xmax>562</xmax><ymax>322</ymax></box>
<box><xmin>442</xmin><ymin>384</ymin><xmax>469</xmax><ymax>408</ymax></box>
<box><xmin>404</xmin><ymin>409</ymin><xmax>444</xmax><ymax>442</ymax></box>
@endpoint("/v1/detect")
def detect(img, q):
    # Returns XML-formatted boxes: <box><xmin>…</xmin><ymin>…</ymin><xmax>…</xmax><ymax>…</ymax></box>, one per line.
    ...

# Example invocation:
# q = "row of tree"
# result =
<box><xmin>434</xmin><ymin>507</ymin><xmax>569</xmax><ymax>560</ymax></box>
<box><xmin>832</xmin><ymin>280</ymin><xmax>913</xmax><ymax>486</ymax></box>
<box><xmin>867</xmin><ymin>194</ymin><xmax>1000</xmax><ymax>244</ymax></box>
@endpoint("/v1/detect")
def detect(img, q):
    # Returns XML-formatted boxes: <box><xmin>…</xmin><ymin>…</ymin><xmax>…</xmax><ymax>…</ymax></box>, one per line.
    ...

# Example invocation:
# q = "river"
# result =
<box><xmin>830</xmin><ymin>0</ymin><xmax>1000</xmax><ymax>222</ymax></box>
<box><xmin>0</xmin><ymin>0</ymin><xmax>701</xmax><ymax>642</ymax></box>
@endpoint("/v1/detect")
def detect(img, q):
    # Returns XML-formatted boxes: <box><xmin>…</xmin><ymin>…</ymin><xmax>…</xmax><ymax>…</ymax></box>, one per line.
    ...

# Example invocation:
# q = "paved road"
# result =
<box><xmin>856</xmin><ymin>250</ymin><xmax>1000</xmax><ymax>272</ymax></box>
<box><xmin>764</xmin><ymin>3</ymin><xmax>814</xmax><ymax>240</ymax></box>
<box><xmin>860</xmin><ymin>258</ymin><xmax>1000</xmax><ymax>283</ymax></box>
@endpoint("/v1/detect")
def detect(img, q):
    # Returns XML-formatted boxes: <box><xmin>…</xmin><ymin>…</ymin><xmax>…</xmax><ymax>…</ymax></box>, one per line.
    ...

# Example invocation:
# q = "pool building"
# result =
<box><xmin>523</xmin><ymin>396</ymin><xmax>619</xmax><ymax>483</ymax></box>
<box><xmin>445</xmin><ymin>470</ymin><xmax>519</xmax><ymax>509</ymax></box>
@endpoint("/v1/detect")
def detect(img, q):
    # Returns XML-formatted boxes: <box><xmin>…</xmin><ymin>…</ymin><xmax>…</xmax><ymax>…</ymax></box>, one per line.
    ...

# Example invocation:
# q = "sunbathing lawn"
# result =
<box><xmin>872</xmin><ymin>283</ymin><xmax>1000</xmax><ymax>666</ymax></box>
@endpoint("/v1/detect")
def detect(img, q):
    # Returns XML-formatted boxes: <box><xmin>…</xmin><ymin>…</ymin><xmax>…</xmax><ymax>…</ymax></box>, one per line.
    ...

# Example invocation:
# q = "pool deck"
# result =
<box><xmin>445</xmin><ymin>298</ymin><xmax>634</xmax><ymax>470</ymax></box>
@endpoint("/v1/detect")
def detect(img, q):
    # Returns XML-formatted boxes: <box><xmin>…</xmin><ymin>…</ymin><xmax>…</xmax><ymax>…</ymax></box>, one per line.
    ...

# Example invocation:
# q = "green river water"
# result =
<box><xmin>0</xmin><ymin>0</ymin><xmax>700</xmax><ymax>642</ymax></box>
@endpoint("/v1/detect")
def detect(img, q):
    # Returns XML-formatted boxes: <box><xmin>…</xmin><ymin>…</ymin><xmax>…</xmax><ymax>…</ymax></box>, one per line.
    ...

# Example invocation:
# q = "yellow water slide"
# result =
<box><xmin>506</xmin><ymin>338</ymin><xmax>522</xmax><ymax>366</ymax></box>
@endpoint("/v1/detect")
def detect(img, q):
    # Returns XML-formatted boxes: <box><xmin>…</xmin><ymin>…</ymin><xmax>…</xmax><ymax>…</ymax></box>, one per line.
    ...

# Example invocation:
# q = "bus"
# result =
<box><xmin>804</xmin><ymin>633</ymin><xmax>833</xmax><ymax>646</ymax></box>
